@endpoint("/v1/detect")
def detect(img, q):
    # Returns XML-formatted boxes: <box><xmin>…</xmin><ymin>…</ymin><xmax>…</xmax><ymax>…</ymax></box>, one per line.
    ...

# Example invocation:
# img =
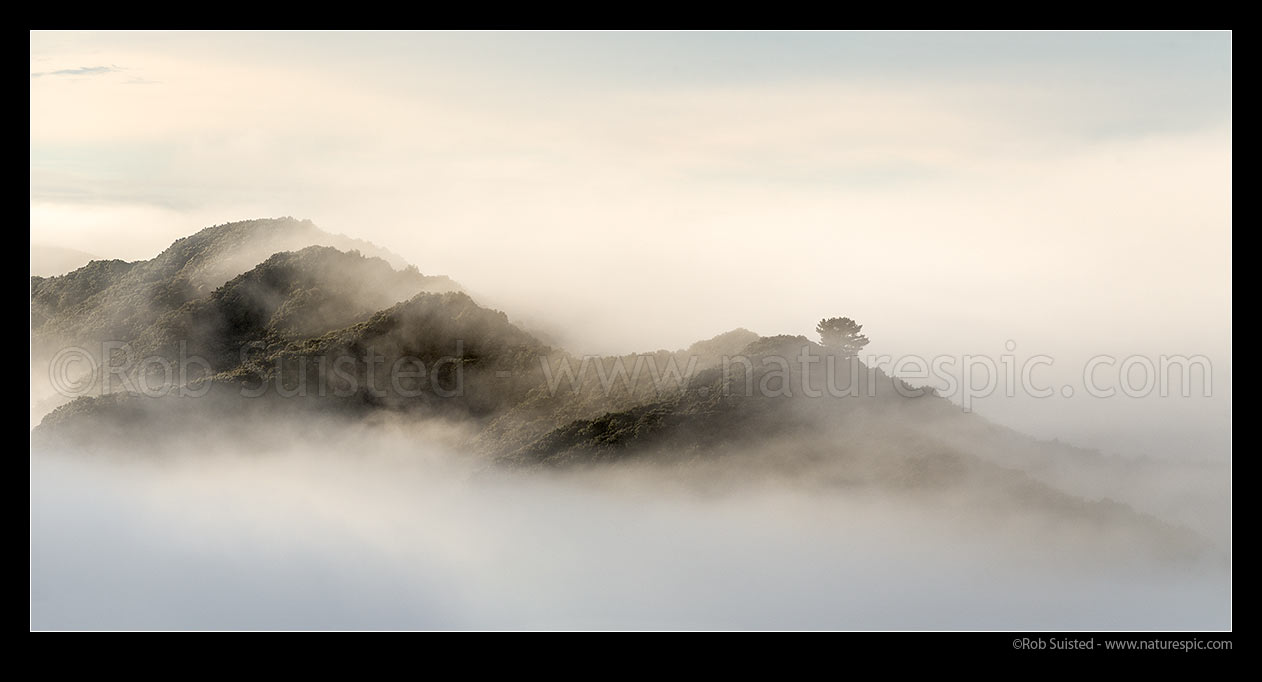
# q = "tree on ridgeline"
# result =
<box><xmin>815</xmin><ymin>317</ymin><xmax>869</xmax><ymax>358</ymax></box>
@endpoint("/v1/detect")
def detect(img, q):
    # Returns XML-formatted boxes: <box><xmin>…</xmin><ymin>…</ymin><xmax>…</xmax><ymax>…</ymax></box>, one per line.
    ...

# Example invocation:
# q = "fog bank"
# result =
<box><xmin>30</xmin><ymin>445</ymin><xmax>1229</xmax><ymax>630</ymax></box>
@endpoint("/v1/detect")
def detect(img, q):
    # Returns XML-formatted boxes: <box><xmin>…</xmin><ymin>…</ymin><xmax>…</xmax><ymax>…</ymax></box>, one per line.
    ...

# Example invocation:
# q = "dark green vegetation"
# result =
<box><xmin>31</xmin><ymin>217</ymin><xmax>452</xmax><ymax>349</ymax></box>
<box><xmin>30</xmin><ymin>218</ymin><xmax>1213</xmax><ymax>558</ymax></box>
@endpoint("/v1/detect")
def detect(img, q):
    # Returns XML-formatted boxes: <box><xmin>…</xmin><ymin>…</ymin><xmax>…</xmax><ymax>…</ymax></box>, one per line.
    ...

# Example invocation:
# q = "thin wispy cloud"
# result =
<box><xmin>31</xmin><ymin>65</ymin><xmax>119</xmax><ymax>78</ymax></box>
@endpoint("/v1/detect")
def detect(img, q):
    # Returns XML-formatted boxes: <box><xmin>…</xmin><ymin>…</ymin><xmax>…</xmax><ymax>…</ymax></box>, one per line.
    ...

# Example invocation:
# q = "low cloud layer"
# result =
<box><xmin>29</xmin><ymin>436</ymin><xmax>1230</xmax><ymax>630</ymax></box>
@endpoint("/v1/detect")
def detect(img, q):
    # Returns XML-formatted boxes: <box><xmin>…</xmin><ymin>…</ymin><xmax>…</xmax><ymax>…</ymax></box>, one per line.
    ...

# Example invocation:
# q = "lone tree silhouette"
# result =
<box><xmin>816</xmin><ymin>317</ymin><xmax>869</xmax><ymax>357</ymax></box>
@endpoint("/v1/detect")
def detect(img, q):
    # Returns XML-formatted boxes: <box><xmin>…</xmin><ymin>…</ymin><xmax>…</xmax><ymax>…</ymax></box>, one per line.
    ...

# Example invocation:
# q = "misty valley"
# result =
<box><xmin>29</xmin><ymin>218</ymin><xmax>1230</xmax><ymax>629</ymax></box>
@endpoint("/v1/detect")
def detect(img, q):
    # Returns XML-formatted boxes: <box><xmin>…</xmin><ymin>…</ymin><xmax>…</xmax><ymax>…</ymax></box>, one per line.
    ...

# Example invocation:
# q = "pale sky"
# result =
<box><xmin>29</xmin><ymin>31</ymin><xmax>1232</xmax><ymax>459</ymax></box>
